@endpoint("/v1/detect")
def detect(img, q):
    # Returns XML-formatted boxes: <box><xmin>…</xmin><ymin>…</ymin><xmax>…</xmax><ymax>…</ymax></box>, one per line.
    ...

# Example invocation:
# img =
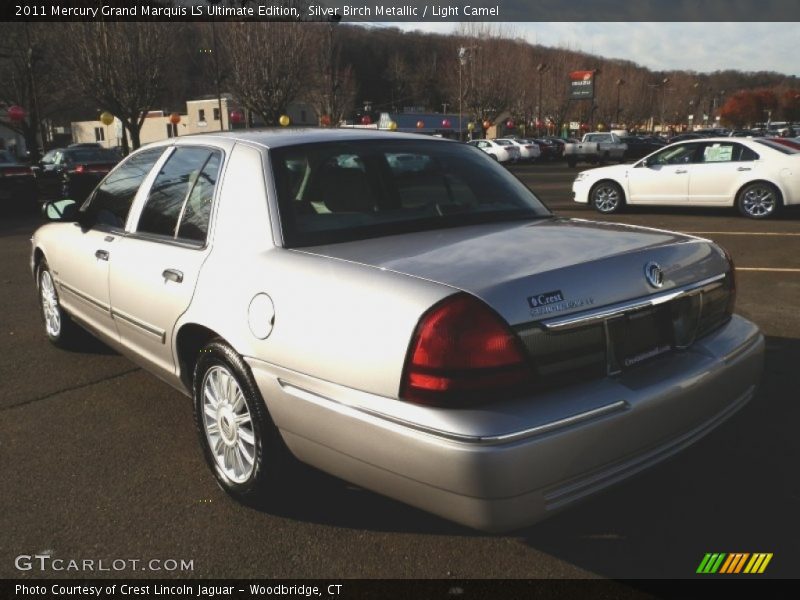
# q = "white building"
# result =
<box><xmin>71</xmin><ymin>96</ymin><xmax>319</xmax><ymax>149</ymax></box>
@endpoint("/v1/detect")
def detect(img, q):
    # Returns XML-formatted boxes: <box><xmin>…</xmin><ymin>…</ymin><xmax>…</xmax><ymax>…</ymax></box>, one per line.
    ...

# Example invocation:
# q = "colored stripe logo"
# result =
<box><xmin>697</xmin><ymin>553</ymin><xmax>773</xmax><ymax>574</ymax></box>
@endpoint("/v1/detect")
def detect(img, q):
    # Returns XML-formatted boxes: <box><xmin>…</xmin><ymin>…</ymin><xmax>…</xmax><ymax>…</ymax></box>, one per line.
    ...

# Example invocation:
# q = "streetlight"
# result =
<box><xmin>536</xmin><ymin>63</ymin><xmax>548</xmax><ymax>136</ymax></box>
<box><xmin>458</xmin><ymin>47</ymin><xmax>467</xmax><ymax>142</ymax></box>
<box><xmin>615</xmin><ymin>78</ymin><xmax>624</xmax><ymax>126</ymax></box>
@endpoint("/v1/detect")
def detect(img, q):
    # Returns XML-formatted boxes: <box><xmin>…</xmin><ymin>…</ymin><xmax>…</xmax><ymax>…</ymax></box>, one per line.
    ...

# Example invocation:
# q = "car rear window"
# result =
<box><xmin>65</xmin><ymin>148</ymin><xmax>119</xmax><ymax>162</ymax></box>
<box><xmin>753</xmin><ymin>139</ymin><xmax>800</xmax><ymax>154</ymax></box>
<box><xmin>271</xmin><ymin>139</ymin><xmax>550</xmax><ymax>247</ymax></box>
<box><xmin>0</xmin><ymin>150</ymin><xmax>14</xmax><ymax>163</ymax></box>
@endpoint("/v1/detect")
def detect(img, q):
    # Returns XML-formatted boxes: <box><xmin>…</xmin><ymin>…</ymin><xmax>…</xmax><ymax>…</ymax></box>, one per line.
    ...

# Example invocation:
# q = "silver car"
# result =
<box><xmin>31</xmin><ymin>130</ymin><xmax>764</xmax><ymax>532</ymax></box>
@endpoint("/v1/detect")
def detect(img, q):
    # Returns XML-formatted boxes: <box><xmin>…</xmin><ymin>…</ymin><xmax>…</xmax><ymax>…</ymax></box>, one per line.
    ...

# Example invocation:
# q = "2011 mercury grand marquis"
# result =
<box><xmin>31</xmin><ymin>130</ymin><xmax>764</xmax><ymax>531</ymax></box>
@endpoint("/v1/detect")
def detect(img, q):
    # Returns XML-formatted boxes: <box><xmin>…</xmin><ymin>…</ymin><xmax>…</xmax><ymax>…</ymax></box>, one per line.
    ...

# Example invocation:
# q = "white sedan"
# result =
<box><xmin>503</xmin><ymin>138</ymin><xmax>542</xmax><ymax>162</ymax></box>
<box><xmin>467</xmin><ymin>138</ymin><xmax>520</xmax><ymax>163</ymax></box>
<box><xmin>573</xmin><ymin>137</ymin><xmax>800</xmax><ymax>218</ymax></box>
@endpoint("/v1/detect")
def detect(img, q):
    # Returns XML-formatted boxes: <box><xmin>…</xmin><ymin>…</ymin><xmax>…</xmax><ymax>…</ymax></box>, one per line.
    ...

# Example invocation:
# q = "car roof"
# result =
<box><xmin>146</xmin><ymin>128</ymin><xmax>458</xmax><ymax>150</ymax></box>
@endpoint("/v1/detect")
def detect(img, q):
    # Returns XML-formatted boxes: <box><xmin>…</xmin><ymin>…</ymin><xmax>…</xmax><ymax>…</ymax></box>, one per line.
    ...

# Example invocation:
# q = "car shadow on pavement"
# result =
<box><xmin>243</xmin><ymin>460</ymin><xmax>476</xmax><ymax>536</ymax></box>
<box><xmin>515</xmin><ymin>335</ymin><xmax>799</xmax><ymax>578</ymax></box>
<box><xmin>614</xmin><ymin>205</ymin><xmax>800</xmax><ymax>220</ymax></box>
<box><xmin>242</xmin><ymin>335</ymin><xmax>799</xmax><ymax>572</ymax></box>
<box><xmin>62</xmin><ymin>326</ymin><xmax>120</xmax><ymax>356</ymax></box>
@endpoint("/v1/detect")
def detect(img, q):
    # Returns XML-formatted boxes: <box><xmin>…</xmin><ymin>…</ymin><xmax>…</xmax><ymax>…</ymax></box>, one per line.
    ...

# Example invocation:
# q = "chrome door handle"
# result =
<box><xmin>104</xmin><ymin>235</ymin><xmax>115</xmax><ymax>242</ymax></box>
<box><xmin>737</xmin><ymin>167</ymin><xmax>752</xmax><ymax>171</ymax></box>
<box><xmin>675</xmin><ymin>169</ymin><xmax>687</xmax><ymax>174</ymax></box>
<box><xmin>162</xmin><ymin>269</ymin><xmax>183</xmax><ymax>283</ymax></box>
<box><xmin>95</xmin><ymin>249</ymin><xmax>109</xmax><ymax>261</ymax></box>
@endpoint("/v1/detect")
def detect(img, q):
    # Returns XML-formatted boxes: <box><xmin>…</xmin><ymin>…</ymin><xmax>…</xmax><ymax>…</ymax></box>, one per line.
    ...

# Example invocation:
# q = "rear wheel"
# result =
<box><xmin>737</xmin><ymin>182</ymin><xmax>781</xmax><ymax>219</ymax></box>
<box><xmin>566</xmin><ymin>157</ymin><xmax>577</xmax><ymax>168</ymax></box>
<box><xmin>193</xmin><ymin>339</ymin><xmax>291</xmax><ymax>501</ymax></box>
<box><xmin>590</xmin><ymin>181</ymin><xmax>625</xmax><ymax>214</ymax></box>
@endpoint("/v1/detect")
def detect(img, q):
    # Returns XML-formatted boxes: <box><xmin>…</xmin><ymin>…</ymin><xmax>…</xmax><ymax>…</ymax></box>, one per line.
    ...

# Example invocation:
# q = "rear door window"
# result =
<box><xmin>136</xmin><ymin>146</ymin><xmax>221</xmax><ymax>243</ymax></box>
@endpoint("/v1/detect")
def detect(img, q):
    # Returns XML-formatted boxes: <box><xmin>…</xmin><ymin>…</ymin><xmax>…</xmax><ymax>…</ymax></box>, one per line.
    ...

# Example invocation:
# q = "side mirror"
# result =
<box><xmin>43</xmin><ymin>199</ymin><xmax>78</xmax><ymax>222</ymax></box>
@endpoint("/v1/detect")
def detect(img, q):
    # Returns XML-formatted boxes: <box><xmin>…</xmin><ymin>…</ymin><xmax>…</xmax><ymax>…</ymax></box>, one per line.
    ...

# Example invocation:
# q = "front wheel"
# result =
<box><xmin>590</xmin><ymin>181</ymin><xmax>625</xmax><ymax>214</ymax></box>
<box><xmin>737</xmin><ymin>182</ymin><xmax>781</xmax><ymax>219</ymax></box>
<box><xmin>38</xmin><ymin>260</ymin><xmax>79</xmax><ymax>347</ymax></box>
<box><xmin>193</xmin><ymin>340</ymin><xmax>291</xmax><ymax>501</ymax></box>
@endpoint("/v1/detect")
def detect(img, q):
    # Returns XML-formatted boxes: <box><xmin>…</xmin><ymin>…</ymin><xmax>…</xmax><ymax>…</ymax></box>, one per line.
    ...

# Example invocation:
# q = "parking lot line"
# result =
<box><xmin>685</xmin><ymin>231</ymin><xmax>800</xmax><ymax>237</ymax></box>
<box><xmin>736</xmin><ymin>267</ymin><xmax>800</xmax><ymax>272</ymax></box>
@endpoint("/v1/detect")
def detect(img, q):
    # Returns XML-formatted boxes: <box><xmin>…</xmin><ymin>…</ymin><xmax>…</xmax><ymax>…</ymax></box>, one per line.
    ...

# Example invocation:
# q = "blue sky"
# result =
<box><xmin>391</xmin><ymin>22</ymin><xmax>800</xmax><ymax>77</ymax></box>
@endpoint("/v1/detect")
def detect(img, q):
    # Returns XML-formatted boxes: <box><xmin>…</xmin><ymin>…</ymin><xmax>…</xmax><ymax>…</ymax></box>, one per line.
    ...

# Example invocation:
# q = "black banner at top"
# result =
<box><xmin>4</xmin><ymin>0</ymin><xmax>800</xmax><ymax>22</ymax></box>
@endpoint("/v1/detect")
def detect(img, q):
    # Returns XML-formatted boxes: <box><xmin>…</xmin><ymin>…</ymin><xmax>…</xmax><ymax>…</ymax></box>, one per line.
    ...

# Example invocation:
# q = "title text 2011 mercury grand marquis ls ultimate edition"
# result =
<box><xmin>31</xmin><ymin>130</ymin><xmax>763</xmax><ymax>531</ymax></box>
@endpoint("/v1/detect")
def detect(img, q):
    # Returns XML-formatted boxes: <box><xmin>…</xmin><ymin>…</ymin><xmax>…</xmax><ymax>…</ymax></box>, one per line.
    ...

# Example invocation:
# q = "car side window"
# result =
<box><xmin>701</xmin><ymin>143</ymin><xmax>736</xmax><ymax>163</ymax></box>
<box><xmin>81</xmin><ymin>148</ymin><xmax>164</xmax><ymax>229</ymax></box>
<box><xmin>177</xmin><ymin>152</ymin><xmax>221</xmax><ymax>242</ymax></box>
<box><xmin>137</xmin><ymin>147</ymin><xmax>221</xmax><ymax>243</ymax></box>
<box><xmin>649</xmin><ymin>143</ymin><xmax>700</xmax><ymax>165</ymax></box>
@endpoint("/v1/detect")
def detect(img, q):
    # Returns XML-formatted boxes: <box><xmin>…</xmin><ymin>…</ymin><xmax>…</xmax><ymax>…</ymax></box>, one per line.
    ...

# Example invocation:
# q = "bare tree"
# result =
<box><xmin>221</xmin><ymin>22</ymin><xmax>312</xmax><ymax>126</ymax></box>
<box><xmin>0</xmin><ymin>23</ymin><xmax>72</xmax><ymax>159</ymax></box>
<box><xmin>61</xmin><ymin>22</ymin><xmax>174</xmax><ymax>152</ymax></box>
<box><xmin>307</xmin><ymin>23</ymin><xmax>356</xmax><ymax>125</ymax></box>
<box><xmin>444</xmin><ymin>25</ymin><xmax>518</xmax><ymax>128</ymax></box>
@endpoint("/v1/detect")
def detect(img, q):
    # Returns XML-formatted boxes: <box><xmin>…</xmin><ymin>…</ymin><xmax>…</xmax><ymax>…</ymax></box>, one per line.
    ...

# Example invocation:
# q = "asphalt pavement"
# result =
<box><xmin>1</xmin><ymin>162</ymin><xmax>798</xmax><ymax>581</ymax></box>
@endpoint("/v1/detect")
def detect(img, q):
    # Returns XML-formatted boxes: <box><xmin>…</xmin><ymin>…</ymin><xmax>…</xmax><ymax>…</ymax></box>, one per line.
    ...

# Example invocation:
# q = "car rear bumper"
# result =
<box><xmin>247</xmin><ymin>314</ymin><xmax>763</xmax><ymax>532</ymax></box>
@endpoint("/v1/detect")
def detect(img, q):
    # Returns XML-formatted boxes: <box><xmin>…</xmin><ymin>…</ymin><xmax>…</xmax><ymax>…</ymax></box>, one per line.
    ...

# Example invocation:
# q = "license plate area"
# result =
<box><xmin>607</xmin><ymin>305</ymin><xmax>674</xmax><ymax>372</ymax></box>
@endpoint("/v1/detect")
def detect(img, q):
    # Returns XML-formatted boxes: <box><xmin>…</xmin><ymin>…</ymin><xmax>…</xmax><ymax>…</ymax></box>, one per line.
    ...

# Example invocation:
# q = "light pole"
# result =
<box><xmin>458</xmin><ymin>47</ymin><xmax>467</xmax><ymax>142</ymax></box>
<box><xmin>659</xmin><ymin>77</ymin><xmax>670</xmax><ymax>133</ymax></box>
<box><xmin>615</xmin><ymin>78</ymin><xmax>624</xmax><ymax>126</ymax></box>
<box><xmin>536</xmin><ymin>63</ymin><xmax>548</xmax><ymax>136</ymax></box>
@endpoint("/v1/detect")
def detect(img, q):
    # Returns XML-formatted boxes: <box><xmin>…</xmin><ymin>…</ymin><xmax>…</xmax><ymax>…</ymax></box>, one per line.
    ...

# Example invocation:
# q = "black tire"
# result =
<box><xmin>590</xmin><ymin>180</ymin><xmax>625</xmax><ymax>214</ymax></box>
<box><xmin>566</xmin><ymin>158</ymin><xmax>577</xmax><ymax>168</ymax></box>
<box><xmin>193</xmin><ymin>339</ymin><xmax>291</xmax><ymax>502</ymax></box>
<box><xmin>736</xmin><ymin>181</ymin><xmax>781</xmax><ymax>219</ymax></box>
<box><xmin>37</xmin><ymin>259</ymin><xmax>79</xmax><ymax>347</ymax></box>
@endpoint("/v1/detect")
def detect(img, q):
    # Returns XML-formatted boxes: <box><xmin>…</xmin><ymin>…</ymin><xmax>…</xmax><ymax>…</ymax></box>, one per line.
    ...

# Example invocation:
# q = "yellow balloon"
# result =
<box><xmin>388</xmin><ymin>121</ymin><xmax>398</xmax><ymax>131</ymax></box>
<box><xmin>279</xmin><ymin>115</ymin><xmax>290</xmax><ymax>127</ymax></box>
<box><xmin>467</xmin><ymin>122</ymin><xmax>475</xmax><ymax>131</ymax></box>
<box><xmin>100</xmin><ymin>111</ymin><xmax>114</xmax><ymax>126</ymax></box>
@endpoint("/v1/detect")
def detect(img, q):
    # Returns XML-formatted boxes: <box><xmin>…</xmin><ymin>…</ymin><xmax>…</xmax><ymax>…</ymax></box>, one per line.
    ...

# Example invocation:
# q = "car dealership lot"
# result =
<box><xmin>1</xmin><ymin>161</ymin><xmax>798</xmax><ymax>579</ymax></box>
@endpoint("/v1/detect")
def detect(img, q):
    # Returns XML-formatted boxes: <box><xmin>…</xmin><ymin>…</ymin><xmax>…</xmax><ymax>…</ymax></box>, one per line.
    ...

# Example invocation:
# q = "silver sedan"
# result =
<box><xmin>32</xmin><ymin>130</ymin><xmax>764</xmax><ymax>532</ymax></box>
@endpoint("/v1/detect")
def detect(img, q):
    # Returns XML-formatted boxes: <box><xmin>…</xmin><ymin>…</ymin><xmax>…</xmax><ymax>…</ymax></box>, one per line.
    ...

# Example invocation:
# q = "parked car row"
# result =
<box><xmin>0</xmin><ymin>143</ymin><xmax>122</xmax><ymax>213</ymax></box>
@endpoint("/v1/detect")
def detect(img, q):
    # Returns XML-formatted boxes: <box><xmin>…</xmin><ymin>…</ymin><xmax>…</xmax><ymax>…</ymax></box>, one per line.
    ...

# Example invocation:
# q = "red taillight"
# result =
<box><xmin>72</xmin><ymin>164</ymin><xmax>86</xmax><ymax>174</ymax></box>
<box><xmin>401</xmin><ymin>293</ymin><xmax>530</xmax><ymax>405</ymax></box>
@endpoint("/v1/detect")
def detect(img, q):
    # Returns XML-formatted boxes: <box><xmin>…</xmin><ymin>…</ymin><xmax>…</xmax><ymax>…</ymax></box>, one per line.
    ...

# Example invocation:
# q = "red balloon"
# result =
<box><xmin>416</xmin><ymin>120</ymin><xmax>425</xmax><ymax>129</ymax></box>
<box><xmin>7</xmin><ymin>105</ymin><xmax>25</xmax><ymax>122</ymax></box>
<box><xmin>580</xmin><ymin>123</ymin><xmax>590</xmax><ymax>131</ymax></box>
<box><xmin>361</xmin><ymin>115</ymin><xmax>372</xmax><ymax>125</ymax></box>
<box><xmin>229</xmin><ymin>110</ymin><xmax>244</xmax><ymax>124</ymax></box>
<box><xmin>169</xmin><ymin>112</ymin><xmax>181</xmax><ymax>125</ymax></box>
<box><xmin>320</xmin><ymin>114</ymin><xmax>332</xmax><ymax>127</ymax></box>
<box><xmin>482</xmin><ymin>120</ymin><xmax>492</xmax><ymax>130</ymax></box>
<box><xmin>506</xmin><ymin>119</ymin><xmax>515</xmax><ymax>129</ymax></box>
<box><xmin>441</xmin><ymin>119</ymin><xmax>452</xmax><ymax>128</ymax></box>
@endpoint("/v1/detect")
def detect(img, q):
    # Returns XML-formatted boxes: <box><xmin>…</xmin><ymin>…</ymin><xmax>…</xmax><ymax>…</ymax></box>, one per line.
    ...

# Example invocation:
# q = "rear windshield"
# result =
<box><xmin>753</xmin><ymin>139</ymin><xmax>800</xmax><ymax>154</ymax></box>
<box><xmin>0</xmin><ymin>150</ymin><xmax>14</xmax><ymax>163</ymax></box>
<box><xmin>64</xmin><ymin>148</ymin><xmax>118</xmax><ymax>162</ymax></box>
<box><xmin>271</xmin><ymin>139</ymin><xmax>550</xmax><ymax>247</ymax></box>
